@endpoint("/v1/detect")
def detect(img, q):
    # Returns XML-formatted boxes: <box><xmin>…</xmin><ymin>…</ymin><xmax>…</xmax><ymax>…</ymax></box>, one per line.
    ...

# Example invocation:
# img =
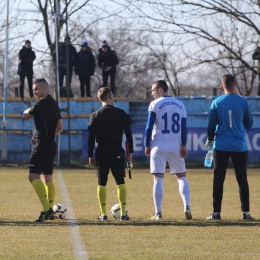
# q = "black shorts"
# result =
<box><xmin>95</xmin><ymin>145</ymin><xmax>125</xmax><ymax>179</ymax></box>
<box><xmin>29</xmin><ymin>139</ymin><xmax>57</xmax><ymax>175</ymax></box>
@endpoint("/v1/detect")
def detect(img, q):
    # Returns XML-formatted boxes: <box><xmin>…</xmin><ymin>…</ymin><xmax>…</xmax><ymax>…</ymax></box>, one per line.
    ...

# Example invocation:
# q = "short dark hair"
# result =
<box><xmin>222</xmin><ymin>74</ymin><xmax>235</xmax><ymax>90</ymax></box>
<box><xmin>97</xmin><ymin>87</ymin><xmax>111</xmax><ymax>101</ymax></box>
<box><xmin>153</xmin><ymin>80</ymin><xmax>168</xmax><ymax>92</ymax></box>
<box><xmin>34</xmin><ymin>78</ymin><xmax>48</xmax><ymax>85</ymax></box>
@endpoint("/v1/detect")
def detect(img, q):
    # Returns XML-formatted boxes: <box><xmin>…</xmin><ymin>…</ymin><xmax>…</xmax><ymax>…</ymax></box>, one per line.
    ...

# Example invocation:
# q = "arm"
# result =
<box><xmin>124</xmin><ymin>125</ymin><xmax>133</xmax><ymax>162</ymax></box>
<box><xmin>88</xmin><ymin>131</ymin><xmax>96</xmax><ymax>166</ymax></box>
<box><xmin>22</xmin><ymin>108</ymin><xmax>34</xmax><ymax>121</ymax></box>
<box><xmin>55</xmin><ymin>119</ymin><xmax>63</xmax><ymax>136</ymax></box>
<box><xmin>207</xmin><ymin>108</ymin><xmax>218</xmax><ymax>141</ymax></box>
<box><xmin>244</xmin><ymin>104</ymin><xmax>253</xmax><ymax>129</ymax></box>
<box><xmin>180</xmin><ymin>117</ymin><xmax>188</xmax><ymax>158</ymax></box>
<box><xmin>144</xmin><ymin>111</ymin><xmax>156</xmax><ymax>156</ymax></box>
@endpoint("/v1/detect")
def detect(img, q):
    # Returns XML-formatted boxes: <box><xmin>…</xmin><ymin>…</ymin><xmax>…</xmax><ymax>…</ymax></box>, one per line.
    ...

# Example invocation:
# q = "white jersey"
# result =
<box><xmin>148</xmin><ymin>96</ymin><xmax>187</xmax><ymax>152</ymax></box>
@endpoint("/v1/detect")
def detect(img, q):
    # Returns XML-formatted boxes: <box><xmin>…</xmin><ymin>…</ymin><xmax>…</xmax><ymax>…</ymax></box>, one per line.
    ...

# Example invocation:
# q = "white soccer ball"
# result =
<box><xmin>53</xmin><ymin>204</ymin><xmax>67</xmax><ymax>219</ymax></box>
<box><xmin>110</xmin><ymin>203</ymin><xmax>128</xmax><ymax>219</ymax></box>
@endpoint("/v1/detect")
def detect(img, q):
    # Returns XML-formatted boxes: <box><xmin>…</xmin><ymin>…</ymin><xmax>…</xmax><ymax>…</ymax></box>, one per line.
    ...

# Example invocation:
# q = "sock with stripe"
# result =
<box><xmin>31</xmin><ymin>179</ymin><xmax>50</xmax><ymax>212</ymax></box>
<box><xmin>45</xmin><ymin>181</ymin><xmax>55</xmax><ymax>209</ymax></box>
<box><xmin>117</xmin><ymin>184</ymin><xmax>127</xmax><ymax>215</ymax></box>
<box><xmin>97</xmin><ymin>185</ymin><xmax>107</xmax><ymax>215</ymax></box>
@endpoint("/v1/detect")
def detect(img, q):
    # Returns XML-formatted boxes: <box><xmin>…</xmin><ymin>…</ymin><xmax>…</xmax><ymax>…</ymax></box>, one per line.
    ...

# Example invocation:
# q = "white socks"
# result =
<box><xmin>177</xmin><ymin>177</ymin><xmax>191</xmax><ymax>209</ymax></box>
<box><xmin>153</xmin><ymin>177</ymin><xmax>164</xmax><ymax>214</ymax></box>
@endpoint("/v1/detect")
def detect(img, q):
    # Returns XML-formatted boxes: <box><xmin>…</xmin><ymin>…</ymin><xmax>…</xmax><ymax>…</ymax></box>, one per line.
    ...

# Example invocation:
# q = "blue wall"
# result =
<box><xmin>0</xmin><ymin>96</ymin><xmax>259</xmax><ymax>163</ymax></box>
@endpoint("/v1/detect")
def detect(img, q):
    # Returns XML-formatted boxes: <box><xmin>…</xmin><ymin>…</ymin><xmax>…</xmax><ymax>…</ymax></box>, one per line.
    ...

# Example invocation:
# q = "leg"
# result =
<box><xmin>212</xmin><ymin>150</ymin><xmax>230</xmax><ymax>212</ymax></box>
<box><xmin>79</xmin><ymin>75</ymin><xmax>85</xmax><ymax>97</ymax></box>
<box><xmin>102</xmin><ymin>71</ymin><xmax>109</xmax><ymax>87</ymax></box>
<box><xmin>19</xmin><ymin>74</ymin><xmax>26</xmax><ymax>100</ymax></box>
<box><xmin>231</xmin><ymin>151</ymin><xmax>250</xmax><ymax>212</ymax></box>
<box><xmin>110</xmin><ymin>147</ymin><xmax>128</xmax><ymax>218</ymax></box>
<box><xmin>150</xmin><ymin>148</ymin><xmax>166</xmax><ymax>219</ymax></box>
<box><xmin>86</xmin><ymin>75</ymin><xmax>91</xmax><ymax>97</ymax></box>
<box><xmin>109</xmin><ymin>70</ymin><xmax>116</xmax><ymax>94</ymax></box>
<box><xmin>176</xmin><ymin>173</ymin><xmax>192</xmax><ymax>219</ymax></box>
<box><xmin>153</xmin><ymin>175</ymin><xmax>164</xmax><ymax>215</ymax></box>
<box><xmin>95</xmin><ymin>148</ymin><xmax>110</xmax><ymax>219</ymax></box>
<box><xmin>27</xmin><ymin>74</ymin><xmax>33</xmax><ymax>97</ymax></box>
<box><xmin>42</xmin><ymin>175</ymin><xmax>55</xmax><ymax>209</ymax></box>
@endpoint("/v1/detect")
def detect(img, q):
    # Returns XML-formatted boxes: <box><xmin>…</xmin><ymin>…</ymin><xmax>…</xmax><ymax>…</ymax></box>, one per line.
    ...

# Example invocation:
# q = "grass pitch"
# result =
<box><xmin>0</xmin><ymin>167</ymin><xmax>260</xmax><ymax>259</ymax></box>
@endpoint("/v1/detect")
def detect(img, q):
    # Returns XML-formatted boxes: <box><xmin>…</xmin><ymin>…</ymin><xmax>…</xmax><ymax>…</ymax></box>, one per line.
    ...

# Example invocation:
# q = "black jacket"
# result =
<box><xmin>75</xmin><ymin>48</ymin><xmax>96</xmax><ymax>76</ymax></box>
<box><xmin>53</xmin><ymin>43</ymin><xmax>77</xmax><ymax>69</ymax></box>
<box><xmin>98</xmin><ymin>47</ymin><xmax>119</xmax><ymax>71</ymax></box>
<box><xmin>17</xmin><ymin>46</ymin><xmax>36</xmax><ymax>75</ymax></box>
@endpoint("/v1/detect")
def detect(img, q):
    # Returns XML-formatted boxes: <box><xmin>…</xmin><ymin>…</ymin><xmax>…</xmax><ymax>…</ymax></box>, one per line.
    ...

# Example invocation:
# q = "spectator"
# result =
<box><xmin>17</xmin><ymin>40</ymin><xmax>36</xmax><ymax>101</ymax></box>
<box><xmin>98</xmin><ymin>41</ymin><xmax>119</xmax><ymax>95</ymax></box>
<box><xmin>53</xmin><ymin>35</ymin><xmax>77</xmax><ymax>97</ymax></box>
<box><xmin>75</xmin><ymin>41</ymin><xmax>96</xmax><ymax>97</ymax></box>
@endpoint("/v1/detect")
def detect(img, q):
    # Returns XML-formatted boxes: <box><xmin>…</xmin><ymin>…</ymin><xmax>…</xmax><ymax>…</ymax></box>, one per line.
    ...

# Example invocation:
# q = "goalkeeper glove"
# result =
<box><xmin>205</xmin><ymin>139</ymin><xmax>213</xmax><ymax>150</ymax></box>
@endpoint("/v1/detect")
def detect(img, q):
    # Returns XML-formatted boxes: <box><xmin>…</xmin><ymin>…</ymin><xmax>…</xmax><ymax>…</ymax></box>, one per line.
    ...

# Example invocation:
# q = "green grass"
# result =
<box><xmin>0</xmin><ymin>167</ymin><xmax>260</xmax><ymax>259</ymax></box>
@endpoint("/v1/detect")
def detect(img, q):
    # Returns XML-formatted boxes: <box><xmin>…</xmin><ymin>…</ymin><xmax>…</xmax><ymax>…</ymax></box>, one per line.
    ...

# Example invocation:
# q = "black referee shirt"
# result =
<box><xmin>29</xmin><ymin>94</ymin><xmax>62</xmax><ymax>140</ymax></box>
<box><xmin>87</xmin><ymin>105</ymin><xmax>133</xmax><ymax>157</ymax></box>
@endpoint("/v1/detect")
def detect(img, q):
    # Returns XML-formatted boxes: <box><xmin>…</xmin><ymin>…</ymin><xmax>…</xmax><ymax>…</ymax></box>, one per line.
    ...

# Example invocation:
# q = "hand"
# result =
<box><xmin>89</xmin><ymin>157</ymin><xmax>96</xmax><ymax>166</ymax></box>
<box><xmin>145</xmin><ymin>147</ymin><xmax>151</xmax><ymax>156</ymax></box>
<box><xmin>126</xmin><ymin>153</ymin><xmax>132</xmax><ymax>163</ymax></box>
<box><xmin>103</xmin><ymin>66</ymin><xmax>111</xmax><ymax>72</ymax></box>
<box><xmin>30</xmin><ymin>137</ymin><xmax>36</xmax><ymax>144</ymax></box>
<box><xmin>205</xmin><ymin>139</ymin><xmax>213</xmax><ymax>150</ymax></box>
<box><xmin>180</xmin><ymin>145</ymin><xmax>188</xmax><ymax>158</ymax></box>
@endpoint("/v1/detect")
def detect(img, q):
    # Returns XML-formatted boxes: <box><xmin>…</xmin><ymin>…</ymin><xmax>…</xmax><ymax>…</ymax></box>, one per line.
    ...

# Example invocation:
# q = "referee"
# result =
<box><xmin>205</xmin><ymin>74</ymin><xmax>254</xmax><ymax>220</ymax></box>
<box><xmin>22</xmin><ymin>78</ymin><xmax>63</xmax><ymax>222</ymax></box>
<box><xmin>88</xmin><ymin>87</ymin><xmax>133</xmax><ymax>221</ymax></box>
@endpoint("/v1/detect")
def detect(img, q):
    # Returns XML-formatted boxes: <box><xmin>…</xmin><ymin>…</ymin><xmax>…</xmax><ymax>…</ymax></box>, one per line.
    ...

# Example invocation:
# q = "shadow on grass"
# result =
<box><xmin>1</xmin><ymin>219</ymin><xmax>260</xmax><ymax>227</ymax></box>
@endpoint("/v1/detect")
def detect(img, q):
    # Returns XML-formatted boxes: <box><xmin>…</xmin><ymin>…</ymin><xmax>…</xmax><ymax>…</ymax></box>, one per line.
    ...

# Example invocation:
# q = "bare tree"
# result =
<box><xmin>112</xmin><ymin>0</ymin><xmax>260</xmax><ymax>95</ymax></box>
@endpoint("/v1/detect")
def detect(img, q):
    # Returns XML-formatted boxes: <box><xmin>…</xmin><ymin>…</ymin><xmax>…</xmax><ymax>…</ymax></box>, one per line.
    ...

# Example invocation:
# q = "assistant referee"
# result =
<box><xmin>22</xmin><ymin>78</ymin><xmax>63</xmax><ymax>222</ymax></box>
<box><xmin>88</xmin><ymin>87</ymin><xmax>133</xmax><ymax>221</ymax></box>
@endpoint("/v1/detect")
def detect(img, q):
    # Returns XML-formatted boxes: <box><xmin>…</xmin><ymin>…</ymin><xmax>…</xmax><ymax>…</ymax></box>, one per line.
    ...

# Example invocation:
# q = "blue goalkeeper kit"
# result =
<box><xmin>207</xmin><ymin>94</ymin><xmax>253</xmax><ymax>152</ymax></box>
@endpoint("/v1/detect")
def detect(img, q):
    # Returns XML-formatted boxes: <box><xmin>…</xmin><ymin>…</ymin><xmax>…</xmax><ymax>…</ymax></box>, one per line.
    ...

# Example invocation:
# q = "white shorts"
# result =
<box><xmin>150</xmin><ymin>148</ymin><xmax>186</xmax><ymax>175</ymax></box>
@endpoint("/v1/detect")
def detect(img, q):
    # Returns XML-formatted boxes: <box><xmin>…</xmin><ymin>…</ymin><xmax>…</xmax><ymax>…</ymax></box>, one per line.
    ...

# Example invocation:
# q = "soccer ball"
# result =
<box><xmin>53</xmin><ymin>204</ymin><xmax>67</xmax><ymax>219</ymax></box>
<box><xmin>110</xmin><ymin>203</ymin><xmax>128</xmax><ymax>219</ymax></box>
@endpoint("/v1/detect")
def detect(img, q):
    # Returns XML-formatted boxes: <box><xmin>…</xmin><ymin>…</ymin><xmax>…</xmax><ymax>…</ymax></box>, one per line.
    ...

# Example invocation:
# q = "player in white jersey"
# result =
<box><xmin>145</xmin><ymin>80</ymin><xmax>192</xmax><ymax>220</ymax></box>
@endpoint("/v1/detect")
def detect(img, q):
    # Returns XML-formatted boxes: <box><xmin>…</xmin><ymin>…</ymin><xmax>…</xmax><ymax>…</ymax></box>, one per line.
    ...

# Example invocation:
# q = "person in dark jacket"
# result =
<box><xmin>53</xmin><ymin>35</ymin><xmax>77</xmax><ymax>97</ymax></box>
<box><xmin>75</xmin><ymin>41</ymin><xmax>96</xmax><ymax>97</ymax></box>
<box><xmin>17</xmin><ymin>40</ymin><xmax>36</xmax><ymax>100</ymax></box>
<box><xmin>98</xmin><ymin>41</ymin><xmax>119</xmax><ymax>94</ymax></box>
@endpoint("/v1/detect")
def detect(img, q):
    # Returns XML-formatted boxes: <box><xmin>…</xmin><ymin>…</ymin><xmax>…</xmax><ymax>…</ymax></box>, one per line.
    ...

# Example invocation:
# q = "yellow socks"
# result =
<box><xmin>31</xmin><ymin>179</ymin><xmax>50</xmax><ymax>212</ymax></box>
<box><xmin>97</xmin><ymin>185</ymin><xmax>107</xmax><ymax>215</ymax></box>
<box><xmin>45</xmin><ymin>181</ymin><xmax>55</xmax><ymax>209</ymax></box>
<box><xmin>117</xmin><ymin>184</ymin><xmax>127</xmax><ymax>215</ymax></box>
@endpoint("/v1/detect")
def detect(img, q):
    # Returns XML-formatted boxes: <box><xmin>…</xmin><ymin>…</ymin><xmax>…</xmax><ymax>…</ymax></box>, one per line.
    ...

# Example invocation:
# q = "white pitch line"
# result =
<box><xmin>57</xmin><ymin>169</ymin><xmax>88</xmax><ymax>260</ymax></box>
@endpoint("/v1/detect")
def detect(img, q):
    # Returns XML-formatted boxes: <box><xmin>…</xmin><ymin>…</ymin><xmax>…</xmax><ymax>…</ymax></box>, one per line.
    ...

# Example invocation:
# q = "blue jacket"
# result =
<box><xmin>75</xmin><ymin>48</ymin><xmax>96</xmax><ymax>76</ymax></box>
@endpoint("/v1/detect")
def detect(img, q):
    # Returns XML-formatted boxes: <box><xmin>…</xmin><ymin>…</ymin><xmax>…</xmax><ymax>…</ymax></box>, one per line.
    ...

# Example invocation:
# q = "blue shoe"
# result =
<box><xmin>120</xmin><ymin>214</ymin><xmax>129</xmax><ymax>221</ymax></box>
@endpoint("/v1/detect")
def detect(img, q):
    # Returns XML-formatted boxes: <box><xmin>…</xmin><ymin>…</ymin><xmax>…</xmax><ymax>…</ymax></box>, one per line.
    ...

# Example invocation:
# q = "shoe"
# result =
<box><xmin>48</xmin><ymin>214</ymin><xmax>55</xmax><ymax>220</ymax></box>
<box><xmin>97</xmin><ymin>215</ymin><xmax>108</xmax><ymax>221</ymax></box>
<box><xmin>206</xmin><ymin>212</ymin><xmax>221</xmax><ymax>220</ymax></box>
<box><xmin>35</xmin><ymin>208</ymin><xmax>54</xmax><ymax>222</ymax></box>
<box><xmin>242</xmin><ymin>213</ymin><xmax>254</xmax><ymax>220</ymax></box>
<box><xmin>184</xmin><ymin>206</ymin><xmax>192</xmax><ymax>220</ymax></box>
<box><xmin>151</xmin><ymin>212</ymin><xmax>163</xmax><ymax>220</ymax></box>
<box><xmin>120</xmin><ymin>214</ymin><xmax>129</xmax><ymax>221</ymax></box>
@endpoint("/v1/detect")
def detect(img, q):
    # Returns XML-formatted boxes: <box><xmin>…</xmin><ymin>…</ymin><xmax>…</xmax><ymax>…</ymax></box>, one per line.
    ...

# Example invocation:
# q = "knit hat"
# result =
<box><xmin>64</xmin><ymin>35</ymin><xmax>71</xmax><ymax>42</ymax></box>
<box><xmin>25</xmin><ymin>40</ymin><xmax>31</xmax><ymax>44</ymax></box>
<box><xmin>81</xmin><ymin>41</ymin><xmax>88</xmax><ymax>47</ymax></box>
<box><xmin>102</xmin><ymin>41</ymin><xmax>109</xmax><ymax>47</ymax></box>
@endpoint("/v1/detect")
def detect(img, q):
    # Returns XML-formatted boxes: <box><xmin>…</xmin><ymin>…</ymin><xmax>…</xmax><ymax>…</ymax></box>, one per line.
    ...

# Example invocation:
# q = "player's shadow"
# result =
<box><xmin>1</xmin><ymin>219</ymin><xmax>260</xmax><ymax>227</ymax></box>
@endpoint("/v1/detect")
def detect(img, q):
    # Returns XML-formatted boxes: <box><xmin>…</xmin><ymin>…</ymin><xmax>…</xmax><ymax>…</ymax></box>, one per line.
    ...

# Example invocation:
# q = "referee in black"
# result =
<box><xmin>22</xmin><ymin>78</ymin><xmax>63</xmax><ymax>222</ymax></box>
<box><xmin>88</xmin><ymin>87</ymin><xmax>133</xmax><ymax>221</ymax></box>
